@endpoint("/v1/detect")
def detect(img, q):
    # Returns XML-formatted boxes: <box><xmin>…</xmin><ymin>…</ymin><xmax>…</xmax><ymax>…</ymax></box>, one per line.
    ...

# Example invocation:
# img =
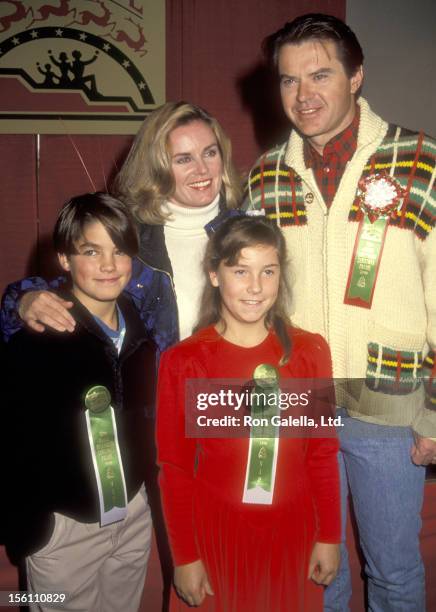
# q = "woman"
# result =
<box><xmin>1</xmin><ymin>102</ymin><xmax>242</xmax><ymax>350</ymax></box>
<box><xmin>157</xmin><ymin>216</ymin><xmax>341</xmax><ymax>611</ymax></box>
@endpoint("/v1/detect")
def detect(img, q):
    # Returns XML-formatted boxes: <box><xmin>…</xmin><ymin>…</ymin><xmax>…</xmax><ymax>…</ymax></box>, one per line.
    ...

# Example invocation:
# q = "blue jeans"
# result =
<box><xmin>324</xmin><ymin>411</ymin><xmax>426</xmax><ymax>612</ymax></box>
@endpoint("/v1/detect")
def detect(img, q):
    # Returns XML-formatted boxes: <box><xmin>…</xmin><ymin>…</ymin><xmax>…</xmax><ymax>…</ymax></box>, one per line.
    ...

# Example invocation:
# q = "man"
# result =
<box><xmin>245</xmin><ymin>13</ymin><xmax>436</xmax><ymax>612</ymax></box>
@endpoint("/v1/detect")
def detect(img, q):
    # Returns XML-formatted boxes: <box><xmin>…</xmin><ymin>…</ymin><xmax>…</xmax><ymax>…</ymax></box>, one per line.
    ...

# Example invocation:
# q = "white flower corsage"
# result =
<box><xmin>356</xmin><ymin>172</ymin><xmax>405</xmax><ymax>222</ymax></box>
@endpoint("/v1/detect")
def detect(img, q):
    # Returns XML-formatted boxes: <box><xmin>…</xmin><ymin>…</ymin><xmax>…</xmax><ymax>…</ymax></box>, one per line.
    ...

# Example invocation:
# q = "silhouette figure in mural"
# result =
<box><xmin>42</xmin><ymin>50</ymin><xmax>101</xmax><ymax>95</ymax></box>
<box><xmin>70</xmin><ymin>50</ymin><xmax>99</xmax><ymax>93</ymax></box>
<box><xmin>36</xmin><ymin>62</ymin><xmax>59</xmax><ymax>86</ymax></box>
<box><xmin>48</xmin><ymin>50</ymin><xmax>72</xmax><ymax>87</ymax></box>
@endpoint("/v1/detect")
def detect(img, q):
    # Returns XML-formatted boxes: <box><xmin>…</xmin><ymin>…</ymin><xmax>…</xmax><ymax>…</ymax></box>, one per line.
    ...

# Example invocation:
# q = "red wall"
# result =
<box><xmin>0</xmin><ymin>135</ymin><xmax>133</xmax><ymax>292</ymax></box>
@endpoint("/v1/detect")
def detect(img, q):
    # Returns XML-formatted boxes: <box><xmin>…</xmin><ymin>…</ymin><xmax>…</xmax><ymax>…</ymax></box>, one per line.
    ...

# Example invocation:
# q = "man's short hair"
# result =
<box><xmin>53</xmin><ymin>192</ymin><xmax>139</xmax><ymax>257</ymax></box>
<box><xmin>265</xmin><ymin>13</ymin><xmax>364</xmax><ymax>78</ymax></box>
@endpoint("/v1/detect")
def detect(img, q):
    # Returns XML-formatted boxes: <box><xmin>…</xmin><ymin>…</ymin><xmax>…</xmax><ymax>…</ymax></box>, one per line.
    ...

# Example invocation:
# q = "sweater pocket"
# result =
<box><xmin>423</xmin><ymin>350</ymin><xmax>436</xmax><ymax>410</ymax></box>
<box><xmin>365</xmin><ymin>342</ymin><xmax>423</xmax><ymax>396</ymax></box>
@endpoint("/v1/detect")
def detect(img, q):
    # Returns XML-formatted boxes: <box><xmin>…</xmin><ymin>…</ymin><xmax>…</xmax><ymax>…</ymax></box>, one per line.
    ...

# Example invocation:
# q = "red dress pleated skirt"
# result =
<box><xmin>169</xmin><ymin>481</ymin><xmax>324</xmax><ymax>612</ymax></box>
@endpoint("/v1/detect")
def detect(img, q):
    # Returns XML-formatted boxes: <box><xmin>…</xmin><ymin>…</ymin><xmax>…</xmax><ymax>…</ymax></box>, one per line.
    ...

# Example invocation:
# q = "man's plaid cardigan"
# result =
<box><xmin>245</xmin><ymin>98</ymin><xmax>436</xmax><ymax>435</ymax></box>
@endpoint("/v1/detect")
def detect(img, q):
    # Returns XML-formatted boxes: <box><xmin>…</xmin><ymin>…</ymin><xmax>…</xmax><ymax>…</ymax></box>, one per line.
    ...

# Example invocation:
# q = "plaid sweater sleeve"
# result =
<box><xmin>243</xmin><ymin>157</ymin><xmax>263</xmax><ymax>212</ymax></box>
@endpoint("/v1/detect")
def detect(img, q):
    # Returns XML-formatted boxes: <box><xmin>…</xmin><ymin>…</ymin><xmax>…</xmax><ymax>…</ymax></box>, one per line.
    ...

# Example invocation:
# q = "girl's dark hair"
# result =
<box><xmin>53</xmin><ymin>192</ymin><xmax>139</xmax><ymax>257</ymax></box>
<box><xmin>195</xmin><ymin>215</ymin><xmax>292</xmax><ymax>364</ymax></box>
<box><xmin>264</xmin><ymin>13</ymin><xmax>364</xmax><ymax>80</ymax></box>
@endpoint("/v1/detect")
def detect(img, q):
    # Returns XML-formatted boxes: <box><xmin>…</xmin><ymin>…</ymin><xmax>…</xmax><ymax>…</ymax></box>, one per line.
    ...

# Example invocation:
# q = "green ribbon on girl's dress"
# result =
<box><xmin>243</xmin><ymin>364</ymin><xmax>280</xmax><ymax>505</ymax></box>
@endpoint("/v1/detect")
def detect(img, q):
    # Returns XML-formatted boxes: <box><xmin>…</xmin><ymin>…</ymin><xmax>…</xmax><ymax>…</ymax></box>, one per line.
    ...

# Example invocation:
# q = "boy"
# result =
<box><xmin>5</xmin><ymin>193</ymin><xmax>155</xmax><ymax>611</ymax></box>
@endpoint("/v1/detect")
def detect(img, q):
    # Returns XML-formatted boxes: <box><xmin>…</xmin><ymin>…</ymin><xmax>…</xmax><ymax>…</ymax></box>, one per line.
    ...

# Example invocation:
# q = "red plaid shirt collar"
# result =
<box><xmin>303</xmin><ymin>107</ymin><xmax>360</xmax><ymax>207</ymax></box>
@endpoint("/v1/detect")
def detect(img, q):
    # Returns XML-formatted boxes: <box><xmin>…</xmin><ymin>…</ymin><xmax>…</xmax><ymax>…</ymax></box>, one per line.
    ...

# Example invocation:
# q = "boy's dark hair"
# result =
<box><xmin>264</xmin><ymin>13</ymin><xmax>364</xmax><ymax>79</ymax></box>
<box><xmin>53</xmin><ymin>192</ymin><xmax>139</xmax><ymax>257</ymax></box>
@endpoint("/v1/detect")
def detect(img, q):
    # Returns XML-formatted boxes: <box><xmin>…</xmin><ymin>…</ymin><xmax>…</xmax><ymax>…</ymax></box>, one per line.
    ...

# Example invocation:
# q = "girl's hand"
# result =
<box><xmin>308</xmin><ymin>542</ymin><xmax>340</xmax><ymax>586</ymax></box>
<box><xmin>174</xmin><ymin>559</ymin><xmax>214</xmax><ymax>607</ymax></box>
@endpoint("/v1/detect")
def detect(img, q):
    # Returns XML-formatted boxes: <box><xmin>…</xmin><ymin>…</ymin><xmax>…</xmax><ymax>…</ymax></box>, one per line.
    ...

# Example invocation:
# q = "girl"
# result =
<box><xmin>157</xmin><ymin>215</ymin><xmax>340</xmax><ymax>611</ymax></box>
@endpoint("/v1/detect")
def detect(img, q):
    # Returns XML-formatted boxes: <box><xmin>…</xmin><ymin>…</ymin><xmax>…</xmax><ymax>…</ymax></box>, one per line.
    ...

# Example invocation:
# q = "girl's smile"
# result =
<box><xmin>209</xmin><ymin>244</ymin><xmax>280</xmax><ymax>339</ymax></box>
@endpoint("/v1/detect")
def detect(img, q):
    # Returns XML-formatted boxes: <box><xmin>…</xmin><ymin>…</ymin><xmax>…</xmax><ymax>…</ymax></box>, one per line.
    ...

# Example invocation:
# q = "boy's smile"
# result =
<box><xmin>58</xmin><ymin>220</ymin><xmax>132</xmax><ymax>321</ymax></box>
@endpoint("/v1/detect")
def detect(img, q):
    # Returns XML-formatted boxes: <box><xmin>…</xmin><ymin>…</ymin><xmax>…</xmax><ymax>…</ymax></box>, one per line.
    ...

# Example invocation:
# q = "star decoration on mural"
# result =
<box><xmin>0</xmin><ymin>27</ymin><xmax>154</xmax><ymax>107</ymax></box>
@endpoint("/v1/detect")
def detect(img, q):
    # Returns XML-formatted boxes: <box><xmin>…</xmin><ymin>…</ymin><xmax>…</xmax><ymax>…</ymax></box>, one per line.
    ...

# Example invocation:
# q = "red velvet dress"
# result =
<box><xmin>157</xmin><ymin>326</ymin><xmax>340</xmax><ymax>612</ymax></box>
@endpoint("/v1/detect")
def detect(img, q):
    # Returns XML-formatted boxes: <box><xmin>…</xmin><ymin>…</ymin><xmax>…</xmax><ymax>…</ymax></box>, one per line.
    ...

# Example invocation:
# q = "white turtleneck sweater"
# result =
<box><xmin>163</xmin><ymin>196</ymin><xmax>220</xmax><ymax>340</ymax></box>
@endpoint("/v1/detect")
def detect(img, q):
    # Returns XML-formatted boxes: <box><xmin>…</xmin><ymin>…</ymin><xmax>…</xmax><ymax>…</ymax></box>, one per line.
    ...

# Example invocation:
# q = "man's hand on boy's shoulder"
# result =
<box><xmin>19</xmin><ymin>290</ymin><xmax>75</xmax><ymax>333</ymax></box>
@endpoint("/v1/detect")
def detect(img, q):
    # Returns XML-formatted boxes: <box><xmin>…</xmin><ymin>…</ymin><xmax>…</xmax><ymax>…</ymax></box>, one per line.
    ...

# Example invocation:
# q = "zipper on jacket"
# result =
<box><xmin>136</xmin><ymin>255</ymin><xmax>180</xmax><ymax>338</ymax></box>
<box><xmin>302</xmin><ymin>173</ymin><xmax>330</xmax><ymax>342</ymax></box>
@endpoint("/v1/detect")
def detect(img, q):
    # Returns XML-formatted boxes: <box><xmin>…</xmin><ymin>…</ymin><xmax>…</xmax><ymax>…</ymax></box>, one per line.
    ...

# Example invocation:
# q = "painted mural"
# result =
<box><xmin>0</xmin><ymin>0</ymin><xmax>165</xmax><ymax>133</ymax></box>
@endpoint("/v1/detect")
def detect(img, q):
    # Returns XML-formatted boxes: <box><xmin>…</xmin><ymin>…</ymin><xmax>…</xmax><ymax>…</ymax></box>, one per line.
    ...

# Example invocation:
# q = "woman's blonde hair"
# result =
<box><xmin>195</xmin><ymin>215</ymin><xmax>293</xmax><ymax>364</ymax></box>
<box><xmin>112</xmin><ymin>101</ymin><xmax>243</xmax><ymax>224</ymax></box>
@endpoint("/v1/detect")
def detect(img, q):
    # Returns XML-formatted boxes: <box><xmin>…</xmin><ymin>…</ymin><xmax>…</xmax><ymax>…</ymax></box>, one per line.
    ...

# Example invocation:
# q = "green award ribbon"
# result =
<box><xmin>243</xmin><ymin>364</ymin><xmax>280</xmax><ymax>505</ymax></box>
<box><xmin>344</xmin><ymin>216</ymin><xmax>389</xmax><ymax>309</ymax></box>
<box><xmin>84</xmin><ymin>386</ymin><xmax>128</xmax><ymax>526</ymax></box>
